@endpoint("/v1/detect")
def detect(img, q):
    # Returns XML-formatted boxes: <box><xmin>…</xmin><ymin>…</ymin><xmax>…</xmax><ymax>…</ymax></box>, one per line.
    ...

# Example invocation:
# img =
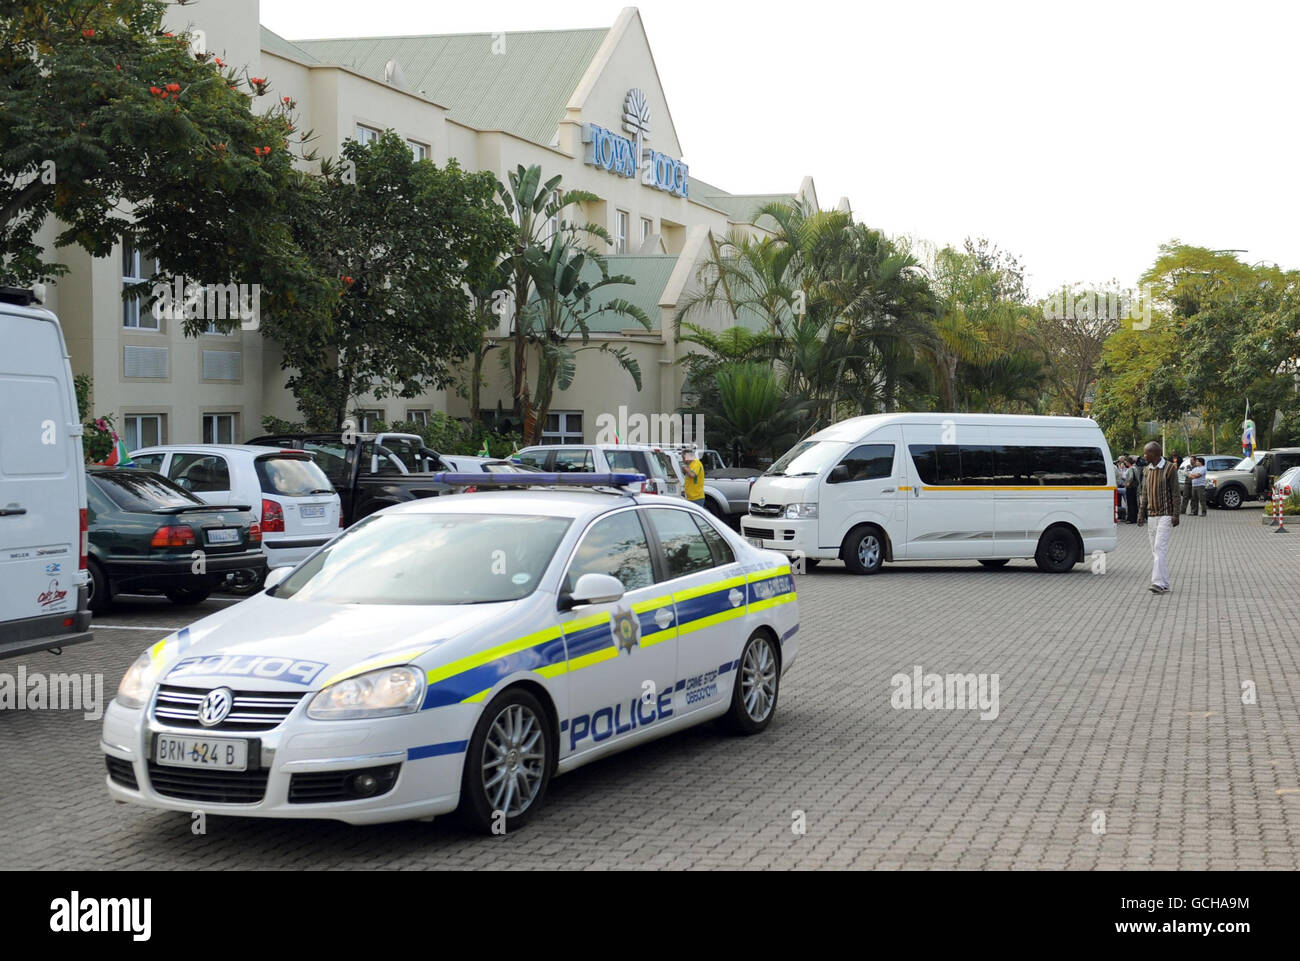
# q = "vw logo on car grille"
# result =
<box><xmin>197</xmin><ymin>687</ymin><xmax>235</xmax><ymax>727</ymax></box>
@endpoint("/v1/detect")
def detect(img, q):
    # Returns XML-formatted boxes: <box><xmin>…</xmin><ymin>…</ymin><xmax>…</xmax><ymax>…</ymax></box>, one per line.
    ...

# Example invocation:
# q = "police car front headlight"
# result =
<box><xmin>116</xmin><ymin>650</ymin><xmax>157</xmax><ymax>710</ymax></box>
<box><xmin>784</xmin><ymin>503</ymin><xmax>818</xmax><ymax>519</ymax></box>
<box><xmin>307</xmin><ymin>666</ymin><xmax>425</xmax><ymax>720</ymax></box>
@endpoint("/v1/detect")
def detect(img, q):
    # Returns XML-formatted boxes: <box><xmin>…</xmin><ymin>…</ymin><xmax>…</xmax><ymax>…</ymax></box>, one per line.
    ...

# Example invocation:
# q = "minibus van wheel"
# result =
<box><xmin>842</xmin><ymin>526</ymin><xmax>885</xmax><ymax>575</ymax></box>
<box><xmin>1034</xmin><ymin>526</ymin><xmax>1079</xmax><ymax>573</ymax></box>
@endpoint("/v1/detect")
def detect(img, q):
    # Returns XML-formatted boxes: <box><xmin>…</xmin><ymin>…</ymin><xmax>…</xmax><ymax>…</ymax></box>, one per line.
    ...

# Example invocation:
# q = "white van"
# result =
<box><xmin>0</xmin><ymin>288</ymin><xmax>93</xmax><ymax>657</ymax></box>
<box><xmin>743</xmin><ymin>413</ymin><xmax>1118</xmax><ymax>574</ymax></box>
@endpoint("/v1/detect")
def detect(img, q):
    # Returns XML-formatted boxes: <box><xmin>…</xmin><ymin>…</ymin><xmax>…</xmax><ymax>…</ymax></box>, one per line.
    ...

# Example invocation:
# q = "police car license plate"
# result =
<box><xmin>154</xmin><ymin>735</ymin><xmax>249</xmax><ymax>771</ymax></box>
<box><xmin>300</xmin><ymin>504</ymin><xmax>326</xmax><ymax>519</ymax></box>
<box><xmin>205</xmin><ymin>528</ymin><xmax>240</xmax><ymax>545</ymax></box>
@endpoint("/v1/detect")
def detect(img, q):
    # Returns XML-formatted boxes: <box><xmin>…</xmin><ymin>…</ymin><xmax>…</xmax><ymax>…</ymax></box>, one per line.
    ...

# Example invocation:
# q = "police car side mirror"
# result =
<box><xmin>828</xmin><ymin>465</ymin><xmax>850</xmax><ymax>484</ymax></box>
<box><xmin>263</xmin><ymin>567</ymin><xmax>292</xmax><ymax>593</ymax></box>
<box><xmin>560</xmin><ymin>573</ymin><xmax>625</xmax><ymax>611</ymax></box>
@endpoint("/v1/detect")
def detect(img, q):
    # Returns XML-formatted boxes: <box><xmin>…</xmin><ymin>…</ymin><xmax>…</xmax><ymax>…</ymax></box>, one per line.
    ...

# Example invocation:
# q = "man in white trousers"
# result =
<box><xmin>1137</xmin><ymin>441</ymin><xmax>1180</xmax><ymax>594</ymax></box>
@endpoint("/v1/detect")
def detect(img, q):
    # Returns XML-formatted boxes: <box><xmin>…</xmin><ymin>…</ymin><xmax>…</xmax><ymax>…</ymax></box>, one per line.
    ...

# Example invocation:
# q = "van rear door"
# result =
<box><xmin>0</xmin><ymin>301</ymin><xmax>92</xmax><ymax>656</ymax></box>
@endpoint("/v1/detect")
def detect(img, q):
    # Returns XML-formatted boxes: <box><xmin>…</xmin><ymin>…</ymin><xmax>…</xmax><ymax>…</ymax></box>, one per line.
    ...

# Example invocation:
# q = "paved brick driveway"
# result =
<box><xmin>2</xmin><ymin>510</ymin><xmax>1297</xmax><ymax>869</ymax></box>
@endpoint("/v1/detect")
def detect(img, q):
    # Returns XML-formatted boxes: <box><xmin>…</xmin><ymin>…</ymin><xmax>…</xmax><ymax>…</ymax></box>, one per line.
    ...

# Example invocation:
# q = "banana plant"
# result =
<box><xmin>522</xmin><ymin>234</ymin><xmax>651</xmax><ymax>445</ymax></box>
<box><xmin>495</xmin><ymin>165</ymin><xmax>603</xmax><ymax>428</ymax></box>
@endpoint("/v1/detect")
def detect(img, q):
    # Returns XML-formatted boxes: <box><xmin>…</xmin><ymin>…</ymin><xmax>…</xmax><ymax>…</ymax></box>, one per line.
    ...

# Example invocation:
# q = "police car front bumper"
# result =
<box><xmin>101</xmin><ymin>695</ymin><xmax>476</xmax><ymax>825</ymax></box>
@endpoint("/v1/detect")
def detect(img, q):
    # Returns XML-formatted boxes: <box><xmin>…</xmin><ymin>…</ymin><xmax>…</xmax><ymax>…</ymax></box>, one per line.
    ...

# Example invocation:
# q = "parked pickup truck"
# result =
<box><xmin>246</xmin><ymin>432</ymin><xmax>454</xmax><ymax>526</ymax></box>
<box><xmin>1206</xmin><ymin>448</ymin><xmax>1300</xmax><ymax>509</ymax></box>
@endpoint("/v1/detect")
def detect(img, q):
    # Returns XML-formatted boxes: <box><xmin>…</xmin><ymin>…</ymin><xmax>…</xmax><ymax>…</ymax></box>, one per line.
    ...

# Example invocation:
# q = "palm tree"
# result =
<box><xmin>495</xmin><ymin>165</ymin><xmax>601</xmax><ymax>432</ymax></box>
<box><xmin>522</xmin><ymin>235</ymin><xmax>651</xmax><ymax>445</ymax></box>
<box><xmin>691</xmin><ymin>362</ymin><xmax>808</xmax><ymax>465</ymax></box>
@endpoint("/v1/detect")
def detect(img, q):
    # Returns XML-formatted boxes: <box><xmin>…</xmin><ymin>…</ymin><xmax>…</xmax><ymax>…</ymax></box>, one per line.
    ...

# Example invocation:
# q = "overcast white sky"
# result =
<box><xmin>260</xmin><ymin>0</ymin><xmax>1300</xmax><ymax>298</ymax></box>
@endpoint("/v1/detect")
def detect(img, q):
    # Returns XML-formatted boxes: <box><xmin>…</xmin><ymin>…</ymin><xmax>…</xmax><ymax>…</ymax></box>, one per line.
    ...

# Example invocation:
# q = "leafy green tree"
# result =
<box><xmin>0</xmin><ymin>0</ymin><xmax>330</xmax><ymax>329</ymax></box>
<box><xmin>275</xmin><ymin>132</ymin><xmax>514</xmax><ymax>428</ymax></box>
<box><xmin>692</xmin><ymin>362</ymin><xmax>808</xmax><ymax>466</ymax></box>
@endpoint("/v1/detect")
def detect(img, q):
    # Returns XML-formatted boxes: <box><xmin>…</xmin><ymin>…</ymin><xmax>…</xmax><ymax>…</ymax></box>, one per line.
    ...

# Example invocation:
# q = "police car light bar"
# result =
<box><xmin>428</xmin><ymin>472</ymin><xmax>648</xmax><ymax>489</ymax></box>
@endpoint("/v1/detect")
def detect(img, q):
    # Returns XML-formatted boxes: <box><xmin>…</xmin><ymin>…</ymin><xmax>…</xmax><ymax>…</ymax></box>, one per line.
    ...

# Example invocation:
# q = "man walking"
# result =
<box><xmin>1137</xmin><ymin>441</ymin><xmax>1180</xmax><ymax>593</ymax></box>
<box><xmin>1180</xmin><ymin>456</ymin><xmax>1194</xmax><ymax>514</ymax></box>
<box><xmin>1188</xmin><ymin>456</ymin><xmax>1207</xmax><ymax>516</ymax></box>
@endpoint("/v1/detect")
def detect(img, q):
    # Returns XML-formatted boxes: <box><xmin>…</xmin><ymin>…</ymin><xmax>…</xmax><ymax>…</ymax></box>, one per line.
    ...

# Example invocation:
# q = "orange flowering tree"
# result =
<box><xmin>0</xmin><ymin>0</ymin><xmax>333</xmax><ymax>331</ymax></box>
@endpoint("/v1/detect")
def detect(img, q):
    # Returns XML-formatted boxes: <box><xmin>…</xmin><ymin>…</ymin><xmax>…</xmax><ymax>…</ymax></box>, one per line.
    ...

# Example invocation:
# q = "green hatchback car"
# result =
<box><xmin>85</xmin><ymin>467</ymin><xmax>267</xmax><ymax>613</ymax></box>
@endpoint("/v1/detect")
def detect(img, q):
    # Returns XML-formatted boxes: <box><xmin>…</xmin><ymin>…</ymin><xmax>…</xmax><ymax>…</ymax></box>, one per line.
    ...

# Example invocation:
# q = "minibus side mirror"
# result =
<box><xmin>828</xmin><ymin>465</ymin><xmax>850</xmax><ymax>484</ymax></box>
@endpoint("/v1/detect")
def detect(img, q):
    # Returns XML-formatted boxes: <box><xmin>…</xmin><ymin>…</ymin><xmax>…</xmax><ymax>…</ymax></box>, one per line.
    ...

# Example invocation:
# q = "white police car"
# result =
<box><xmin>101</xmin><ymin>474</ymin><xmax>799</xmax><ymax>832</ymax></box>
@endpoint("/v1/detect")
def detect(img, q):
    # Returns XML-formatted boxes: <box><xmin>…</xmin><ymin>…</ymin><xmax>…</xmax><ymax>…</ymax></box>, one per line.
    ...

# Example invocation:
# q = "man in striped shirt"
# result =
<box><xmin>1137</xmin><ymin>441</ymin><xmax>1180</xmax><ymax>594</ymax></box>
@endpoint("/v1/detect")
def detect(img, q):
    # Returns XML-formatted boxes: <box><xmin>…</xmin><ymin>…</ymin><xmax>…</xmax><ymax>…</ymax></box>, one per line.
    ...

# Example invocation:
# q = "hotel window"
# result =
<box><xmin>405</xmin><ymin>409</ymin><xmax>430</xmax><ymax>426</ymax></box>
<box><xmin>616</xmin><ymin>210</ymin><xmax>629</xmax><ymax>254</ymax></box>
<box><xmin>202</xmin><ymin>413</ymin><xmax>237</xmax><ymax>445</ymax></box>
<box><xmin>123</xmin><ymin>414</ymin><xmax>165</xmax><ymax>450</ymax></box>
<box><xmin>122</xmin><ymin>243</ymin><xmax>160</xmax><ymax>330</ymax></box>
<box><xmin>542</xmin><ymin>411</ymin><xmax>583</xmax><ymax>445</ymax></box>
<box><xmin>355</xmin><ymin>124</ymin><xmax>382</xmax><ymax>145</ymax></box>
<box><xmin>407</xmin><ymin>139</ymin><xmax>429</xmax><ymax>161</ymax></box>
<box><xmin>641</xmin><ymin>217</ymin><xmax>653</xmax><ymax>247</ymax></box>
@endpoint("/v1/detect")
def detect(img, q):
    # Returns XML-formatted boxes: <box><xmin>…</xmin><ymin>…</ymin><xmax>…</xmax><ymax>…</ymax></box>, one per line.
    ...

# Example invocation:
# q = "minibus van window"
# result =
<box><xmin>835</xmin><ymin>444</ymin><xmax>895</xmax><ymax>482</ymax></box>
<box><xmin>908</xmin><ymin>445</ymin><xmax>962</xmax><ymax>485</ymax></box>
<box><xmin>911</xmin><ymin>444</ymin><xmax>1107</xmax><ymax>486</ymax></box>
<box><xmin>767</xmin><ymin>441</ymin><xmax>849</xmax><ymax>476</ymax></box>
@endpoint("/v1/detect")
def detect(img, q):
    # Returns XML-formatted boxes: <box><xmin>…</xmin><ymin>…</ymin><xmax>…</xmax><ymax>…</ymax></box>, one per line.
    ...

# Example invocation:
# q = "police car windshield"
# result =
<box><xmin>766</xmin><ymin>440</ymin><xmax>850</xmax><ymax>477</ymax></box>
<box><xmin>272</xmin><ymin>513</ymin><xmax>572</xmax><ymax>605</ymax></box>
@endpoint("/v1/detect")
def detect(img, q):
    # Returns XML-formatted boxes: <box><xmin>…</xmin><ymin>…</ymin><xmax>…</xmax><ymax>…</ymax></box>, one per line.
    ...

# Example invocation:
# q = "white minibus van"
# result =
<box><xmin>0</xmin><ymin>288</ymin><xmax>93</xmax><ymax>657</ymax></box>
<box><xmin>742</xmin><ymin>413</ymin><xmax>1118</xmax><ymax>574</ymax></box>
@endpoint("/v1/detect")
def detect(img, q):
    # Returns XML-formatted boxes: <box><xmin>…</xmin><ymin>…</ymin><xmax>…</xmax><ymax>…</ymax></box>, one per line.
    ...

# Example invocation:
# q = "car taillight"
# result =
<box><xmin>1114</xmin><ymin>489</ymin><xmax>1120</xmax><ymax>524</ymax></box>
<box><xmin>248</xmin><ymin>521</ymin><xmax>262</xmax><ymax>545</ymax></box>
<box><xmin>79</xmin><ymin>508</ymin><xmax>88</xmax><ymax>570</ymax></box>
<box><xmin>150</xmin><ymin>525</ymin><xmax>196</xmax><ymax>548</ymax></box>
<box><xmin>262</xmin><ymin>498</ymin><xmax>285</xmax><ymax>533</ymax></box>
<box><xmin>641</xmin><ymin>481</ymin><xmax>652</xmax><ymax>493</ymax></box>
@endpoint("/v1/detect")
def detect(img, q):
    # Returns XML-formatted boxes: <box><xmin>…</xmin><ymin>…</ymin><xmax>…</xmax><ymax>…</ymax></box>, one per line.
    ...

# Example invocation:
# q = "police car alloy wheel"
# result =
<box><xmin>722</xmin><ymin>631</ymin><xmax>780</xmax><ymax>735</ymax></box>
<box><xmin>843</xmin><ymin>526</ymin><xmax>884</xmax><ymax>575</ymax></box>
<box><xmin>459</xmin><ymin>687</ymin><xmax>554</xmax><ymax>834</ymax></box>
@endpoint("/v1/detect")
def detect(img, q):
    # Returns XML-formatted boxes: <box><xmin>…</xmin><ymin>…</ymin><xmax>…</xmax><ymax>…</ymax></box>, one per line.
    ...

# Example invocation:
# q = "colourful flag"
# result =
<box><xmin>477</xmin><ymin>439</ymin><xmax>490</xmax><ymax>458</ymax></box>
<box><xmin>102</xmin><ymin>439</ymin><xmax>134</xmax><ymax>467</ymax></box>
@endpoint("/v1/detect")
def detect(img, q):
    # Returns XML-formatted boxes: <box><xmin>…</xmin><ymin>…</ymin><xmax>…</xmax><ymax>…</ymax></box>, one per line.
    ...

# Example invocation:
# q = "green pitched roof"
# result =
<box><xmin>579</xmin><ymin>255</ymin><xmax>677</xmax><ymax>332</ymax></box>
<box><xmin>688</xmin><ymin>176</ymin><xmax>795</xmax><ymax>226</ymax></box>
<box><xmin>290</xmin><ymin>28</ymin><xmax>609</xmax><ymax>146</ymax></box>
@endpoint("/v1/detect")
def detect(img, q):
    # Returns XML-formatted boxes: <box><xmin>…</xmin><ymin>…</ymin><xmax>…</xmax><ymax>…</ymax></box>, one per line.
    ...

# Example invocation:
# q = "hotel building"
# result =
<box><xmin>34</xmin><ymin>3</ymin><xmax>851</xmax><ymax>448</ymax></box>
